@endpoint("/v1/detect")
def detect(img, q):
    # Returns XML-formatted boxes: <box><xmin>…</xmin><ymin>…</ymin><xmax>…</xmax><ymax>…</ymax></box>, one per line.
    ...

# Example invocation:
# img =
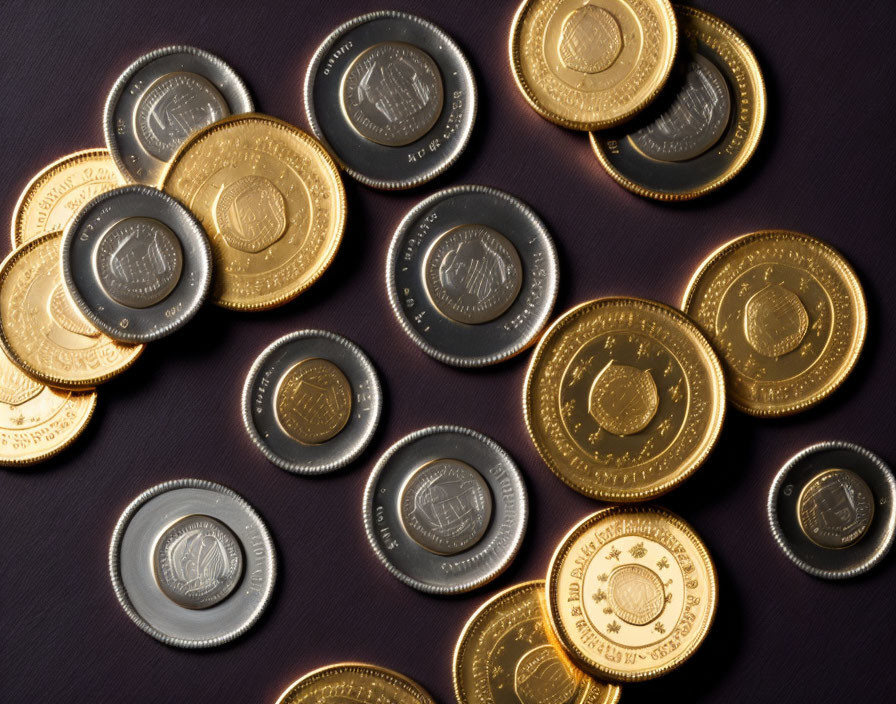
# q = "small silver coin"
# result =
<box><xmin>304</xmin><ymin>11</ymin><xmax>477</xmax><ymax>189</ymax></box>
<box><xmin>363</xmin><ymin>426</ymin><xmax>527</xmax><ymax>594</ymax></box>
<box><xmin>241</xmin><ymin>330</ymin><xmax>382</xmax><ymax>474</ymax></box>
<box><xmin>61</xmin><ymin>185</ymin><xmax>212</xmax><ymax>343</ymax></box>
<box><xmin>109</xmin><ymin>479</ymin><xmax>276</xmax><ymax>648</ymax></box>
<box><xmin>104</xmin><ymin>45</ymin><xmax>253</xmax><ymax>184</ymax></box>
<box><xmin>386</xmin><ymin>185</ymin><xmax>558</xmax><ymax>366</ymax></box>
<box><xmin>768</xmin><ymin>441</ymin><xmax>896</xmax><ymax>579</ymax></box>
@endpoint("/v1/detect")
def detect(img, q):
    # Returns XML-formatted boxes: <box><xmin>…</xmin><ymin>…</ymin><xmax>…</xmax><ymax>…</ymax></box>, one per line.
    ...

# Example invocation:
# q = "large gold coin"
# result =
<box><xmin>0</xmin><ymin>350</ymin><xmax>96</xmax><ymax>466</ymax></box>
<box><xmin>161</xmin><ymin>114</ymin><xmax>346</xmax><ymax>310</ymax></box>
<box><xmin>509</xmin><ymin>0</ymin><xmax>678</xmax><ymax>130</ymax></box>
<box><xmin>524</xmin><ymin>297</ymin><xmax>725</xmax><ymax>501</ymax></box>
<box><xmin>275</xmin><ymin>663</ymin><xmax>436</xmax><ymax>704</ymax></box>
<box><xmin>546</xmin><ymin>506</ymin><xmax>718</xmax><ymax>681</ymax></box>
<box><xmin>682</xmin><ymin>231</ymin><xmax>867</xmax><ymax>416</ymax></box>
<box><xmin>0</xmin><ymin>232</ymin><xmax>143</xmax><ymax>389</ymax></box>
<box><xmin>454</xmin><ymin>580</ymin><xmax>621</xmax><ymax>704</ymax></box>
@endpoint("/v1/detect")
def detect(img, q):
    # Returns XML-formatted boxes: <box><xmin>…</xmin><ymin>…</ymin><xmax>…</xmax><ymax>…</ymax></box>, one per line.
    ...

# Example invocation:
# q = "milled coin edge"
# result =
<box><xmin>275</xmin><ymin>662</ymin><xmax>437</xmax><ymax>704</ymax></box>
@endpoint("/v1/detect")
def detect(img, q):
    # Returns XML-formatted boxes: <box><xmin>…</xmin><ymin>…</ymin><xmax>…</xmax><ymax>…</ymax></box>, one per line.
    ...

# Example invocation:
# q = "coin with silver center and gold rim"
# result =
<box><xmin>590</xmin><ymin>5</ymin><xmax>766</xmax><ymax>200</ymax></box>
<box><xmin>524</xmin><ymin>297</ymin><xmax>725</xmax><ymax>501</ymax></box>
<box><xmin>275</xmin><ymin>663</ymin><xmax>436</xmax><ymax>704</ymax></box>
<box><xmin>547</xmin><ymin>506</ymin><xmax>718</xmax><ymax>681</ymax></box>
<box><xmin>454</xmin><ymin>580</ymin><xmax>621</xmax><ymax>704</ymax></box>
<box><xmin>682</xmin><ymin>231</ymin><xmax>867</xmax><ymax>416</ymax></box>
<box><xmin>509</xmin><ymin>0</ymin><xmax>678</xmax><ymax>130</ymax></box>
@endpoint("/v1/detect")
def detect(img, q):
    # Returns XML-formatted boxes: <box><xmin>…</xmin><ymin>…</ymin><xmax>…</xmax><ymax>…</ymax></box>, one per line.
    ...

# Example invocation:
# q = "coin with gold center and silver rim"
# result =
<box><xmin>275</xmin><ymin>663</ymin><xmax>436</xmax><ymax>704</ymax></box>
<box><xmin>241</xmin><ymin>330</ymin><xmax>382</xmax><ymax>474</ymax></box>
<box><xmin>547</xmin><ymin>506</ymin><xmax>718</xmax><ymax>681</ymax></box>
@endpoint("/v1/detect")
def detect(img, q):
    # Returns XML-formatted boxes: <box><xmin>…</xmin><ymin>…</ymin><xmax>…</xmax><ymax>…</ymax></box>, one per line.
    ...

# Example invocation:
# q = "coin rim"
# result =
<box><xmin>274</xmin><ymin>662</ymin><xmax>437</xmax><ymax>704</ymax></box>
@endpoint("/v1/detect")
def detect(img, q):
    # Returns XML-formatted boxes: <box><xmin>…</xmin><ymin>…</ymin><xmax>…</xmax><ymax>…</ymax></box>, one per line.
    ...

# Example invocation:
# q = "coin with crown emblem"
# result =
<box><xmin>275</xmin><ymin>663</ymin><xmax>436</xmax><ymax>704</ymax></box>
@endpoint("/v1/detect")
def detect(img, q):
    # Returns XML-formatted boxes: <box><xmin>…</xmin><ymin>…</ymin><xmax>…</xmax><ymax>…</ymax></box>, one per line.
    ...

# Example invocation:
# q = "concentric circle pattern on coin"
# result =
<box><xmin>546</xmin><ymin>506</ymin><xmax>718</xmax><ymax>681</ymax></box>
<box><xmin>275</xmin><ymin>663</ymin><xmax>436</xmax><ymax>704</ymax></box>
<box><xmin>768</xmin><ymin>442</ymin><xmax>896</xmax><ymax>579</ymax></box>
<box><xmin>510</xmin><ymin>0</ymin><xmax>678</xmax><ymax>130</ymax></box>
<box><xmin>162</xmin><ymin>114</ymin><xmax>346</xmax><ymax>310</ymax></box>
<box><xmin>524</xmin><ymin>297</ymin><xmax>725</xmax><ymax>501</ymax></box>
<box><xmin>305</xmin><ymin>11</ymin><xmax>477</xmax><ymax>189</ymax></box>
<box><xmin>453</xmin><ymin>580</ymin><xmax>621</xmax><ymax>704</ymax></box>
<box><xmin>363</xmin><ymin>426</ymin><xmax>527</xmax><ymax>594</ymax></box>
<box><xmin>104</xmin><ymin>45</ymin><xmax>253</xmax><ymax>184</ymax></box>
<box><xmin>387</xmin><ymin>185</ymin><xmax>558</xmax><ymax>367</ymax></box>
<box><xmin>682</xmin><ymin>231</ymin><xmax>866</xmax><ymax>416</ymax></box>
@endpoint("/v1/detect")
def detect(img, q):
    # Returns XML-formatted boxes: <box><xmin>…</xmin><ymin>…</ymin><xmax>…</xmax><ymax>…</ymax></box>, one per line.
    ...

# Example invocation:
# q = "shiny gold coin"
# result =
<box><xmin>0</xmin><ymin>350</ymin><xmax>96</xmax><ymax>466</ymax></box>
<box><xmin>797</xmin><ymin>468</ymin><xmax>875</xmax><ymax>549</ymax></box>
<box><xmin>681</xmin><ymin>230</ymin><xmax>867</xmax><ymax>416</ymax></box>
<box><xmin>0</xmin><ymin>232</ymin><xmax>143</xmax><ymax>389</ymax></box>
<box><xmin>11</xmin><ymin>148</ymin><xmax>122</xmax><ymax>248</ymax></box>
<box><xmin>454</xmin><ymin>580</ymin><xmax>621</xmax><ymax>704</ymax></box>
<box><xmin>274</xmin><ymin>357</ymin><xmax>352</xmax><ymax>444</ymax></box>
<box><xmin>524</xmin><ymin>297</ymin><xmax>725</xmax><ymax>501</ymax></box>
<box><xmin>275</xmin><ymin>663</ymin><xmax>436</xmax><ymax>704</ymax></box>
<box><xmin>161</xmin><ymin>113</ymin><xmax>346</xmax><ymax>310</ymax></box>
<box><xmin>509</xmin><ymin>0</ymin><xmax>678</xmax><ymax>130</ymax></box>
<box><xmin>546</xmin><ymin>506</ymin><xmax>718</xmax><ymax>682</ymax></box>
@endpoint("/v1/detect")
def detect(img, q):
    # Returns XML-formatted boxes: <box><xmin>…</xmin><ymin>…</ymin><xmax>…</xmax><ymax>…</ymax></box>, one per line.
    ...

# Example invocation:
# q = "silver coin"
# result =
<box><xmin>386</xmin><ymin>185</ymin><xmax>558</xmax><ymax>366</ymax></box>
<box><xmin>104</xmin><ymin>45</ymin><xmax>253</xmax><ymax>185</ymax></box>
<box><xmin>61</xmin><ymin>185</ymin><xmax>212</xmax><ymax>343</ymax></box>
<box><xmin>109</xmin><ymin>479</ymin><xmax>276</xmax><ymax>648</ymax></box>
<box><xmin>304</xmin><ymin>11</ymin><xmax>477</xmax><ymax>189</ymax></box>
<box><xmin>241</xmin><ymin>330</ymin><xmax>382</xmax><ymax>474</ymax></box>
<box><xmin>363</xmin><ymin>425</ymin><xmax>527</xmax><ymax>594</ymax></box>
<box><xmin>768</xmin><ymin>441</ymin><xmax>896</xmax><ymax>579</ymax></box>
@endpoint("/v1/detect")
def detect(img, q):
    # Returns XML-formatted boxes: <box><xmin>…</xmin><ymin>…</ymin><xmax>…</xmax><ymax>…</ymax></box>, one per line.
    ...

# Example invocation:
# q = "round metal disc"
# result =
<box><xmin>363</xmin><ymin>425</ymin><xmax>528</xmax><ymax>594</ymax></box>
<box><xmin>241</xmin><ymin>330</ymin><xmax>382</xmax><ymax>474</ymax></box>
<box><xmin>768</xmin><ymin>441</ymin><xmax>896</xmax><ymax>579</ymax></box>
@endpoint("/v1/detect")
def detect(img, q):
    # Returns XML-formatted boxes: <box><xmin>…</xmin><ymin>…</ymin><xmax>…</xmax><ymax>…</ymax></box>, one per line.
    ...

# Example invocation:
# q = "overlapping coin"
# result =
<box><xmin>275</xmin><ymin>663</ymin><xmax>436</xmax><ymax>704</ymax></box>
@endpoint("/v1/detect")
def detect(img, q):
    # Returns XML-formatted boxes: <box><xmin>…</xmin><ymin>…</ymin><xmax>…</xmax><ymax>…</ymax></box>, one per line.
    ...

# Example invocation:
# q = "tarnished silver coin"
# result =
<box><xmin>304</xmin><ymin>11</ymin><xmax>476</xmax><ymax>189</ymax></box>
<box><xmin>61</xmin><ymin>185</ymin><xmax>212</xmax><ymax>343</ymax></box>
<box><xmin>109</xmin><ymin>479</ymin><xmax>276</xmax><ymax>648</ymax></box>
<box><xmin>363</xmin><ymin>426</ymin><xmax>527</xmax><ymax>593</ymax></box>
<box><xmin>768</xmin><ymin>441</ymin><xmax>896</xmax><ymax>579</ymax></box>
<box><xmin>104</xmin><ymin>45</ymin><xmax>253</xmax><ymax>184</ymax></box>
<box><xmin>241</xmin><ymin>330</ymin><xmax>382</xmax><ymax>474</ymax></box>
<box><xmin>386</xmin><ymin>185</ymin><xmax>558</xmax><ymax>366</ymax></box>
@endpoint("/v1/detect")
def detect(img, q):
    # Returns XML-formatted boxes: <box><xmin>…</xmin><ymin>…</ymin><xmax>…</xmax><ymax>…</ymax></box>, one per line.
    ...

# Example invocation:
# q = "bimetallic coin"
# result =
<box><xmin>768</xmin><ymin>442</ymin><xmax>896</xmax><ymax>579</ymax></box>
<box><xmin>547</xmin><ymin>506</ymin><xmax>718</xmax><ymax>681</ymax></box>
<box><xmin>104</xmin><ymin>45</ymin><xmax>253</xmax><ymax>184</ymax></box>
<box><xmin>363</xmin><ymin>426</ymin><xmax>527</xmax><ymax>594</ymax></box>
<box><xmin>453</xmin><ymin>580</ymin><xmax>621</xmax><ymax>704</ymax></box>
<box><xmin>682</xmin><ymin>231</ymin><xmax>867</xmax><ymax>416</ymax></box>
<box><xmin>276</xmin><ymin>663</ymin><xmax>436</xmax><ymax>704</ymax></box>
<box><xmin>109</xmin><ymin>478</ymin><xmax>276</xmax><ymax>648</ymax></box>
<box><xmin>387</xmin><ymin>185</ymin><xmax>558</xmax><ymax>367</ymax></box>
<box><xmin>305</xmin><ymin>11</ymin><xmax>477</xmax><ymax>189</ymax></box>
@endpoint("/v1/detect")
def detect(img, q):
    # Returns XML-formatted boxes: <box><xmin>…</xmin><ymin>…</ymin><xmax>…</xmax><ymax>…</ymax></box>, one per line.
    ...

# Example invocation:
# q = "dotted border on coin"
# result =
<box><xmin>275</xmin><ymin>662</ymin><xmax>437</xmax><ymax>704</ymax></box>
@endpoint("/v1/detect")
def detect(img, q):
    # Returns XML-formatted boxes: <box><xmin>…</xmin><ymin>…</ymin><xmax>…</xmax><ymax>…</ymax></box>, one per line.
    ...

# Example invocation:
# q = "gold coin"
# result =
<box><xmin>524</xmin><ymin>297</ymin><xmax>725</xmax><ymax>501</ymax></box>
<box><xmin>0</xmin><ymin>350</ymin><xmax>96</xmax><ymax>466</ymax></box>
<box><xmin>0</xmin><ymin>232</ymin><xmax>143</xmax><ymax>389</ymax></box>
<box><xmin>161</xmin><ymin>113</ymin><xmax>346</xmax><ymax>311</ymax></box>
<box><xmin>275</xmin><ymin>357</ymin><xmax>352</xmax><ymax>444</ymax></box>
<box><xmin>681</xmin><ymin>230</ymin><xmax>867</xmax><ymax>416</ymax></box>
<box><xmin>11</xmin><ymin>149</ymin><xmax>122</xmax><ymax>247</ymax></box>
<box><xmin>275</xmin><ymin>663</ymin><xmax>436</xmax><ymax>704</ymax></box>
<box><xmin>509</xmin><ymin>0</ymin><xmax>678</xmax><ymax>130</ymax></box>
<box><xmin>546</xmin><ymin>506</ymin><xmax>718</xmax><ymax>681</ymax></box>
<box><xmin>797</xmin><ymin>468</ymin><xmax>875</xmax><ymax>549</ymax></box>
<box><xmin>453</xmin><ymin>580</ymin><xmax>621</xmax><ymax>704</ymax></box>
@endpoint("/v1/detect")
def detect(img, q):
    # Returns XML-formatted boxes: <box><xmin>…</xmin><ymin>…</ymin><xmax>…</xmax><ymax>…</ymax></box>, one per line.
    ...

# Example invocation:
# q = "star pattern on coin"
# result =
<box><xmin>629</xmin><ymin>542</ymin><xmax>647</xmax><ymax>558</ymax></box>
<box><xmin>656</xmin><ymin>557</ymin><xmax>670</xmax><ymax>570</ymax></box>
<box><xmin>606</xmin><ymin>546</ymin><xmax>621</xmax><ymax>561</ymax></box>
<box><xmin>606</xmin><ymin>620</ymin><xmax>621</xmax><ymax>634</ymax></box>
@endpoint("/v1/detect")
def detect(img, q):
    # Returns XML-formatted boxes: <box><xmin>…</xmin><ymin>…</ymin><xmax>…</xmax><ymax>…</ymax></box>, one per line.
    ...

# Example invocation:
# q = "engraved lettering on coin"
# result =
<box><xmin>514</xmin><ymin>644</ymin><xmax>579</xmax><ymax>704</ymax></box>
<box><xmin>797</xmin><ymin>468</ymin><xmax>875</xmax><ymax>549</ymax></box>
<box><xmin>399</xmin><ymin>458</ymin><xmax>493</xmax><ymax>555</ymax></box>
<box><xmin>744</xmin><ymin>284</ymin><xmax>809</xmax><ymax>357</ymax></box>
<box><xmin>153</xmin><ymin>514</ymin><xmax>243</xmax><ymax>609</ymax></box>
<box><xmin>588</xmin><ymin>361</ymin><xmax>659</xmax><ymax>436</ymax></box>
<box><xmin>214</xmin><ymin>175</ymin><xmax>287</xmax><ymax>253</ymax></box>
<box><xmin>424</xmin><ymin>225</ymin><xmax>523</xmax><ymax>325</ymax></box>
<box><xmin>275</xmin><ymin>358</ymin><xmax>352</xmax><ymax>445</ymax></box>
<box><xmin>606</xmin><ymin>563</ymin><xmax>666</xmax><ymax>626</ymax></box>
<box><xmin>558</xmin><ymin>5</ymin><xmax>623</xmax><ymax>74</ymax></box>
<box><xmin>342</xmin><ymin>41</ymin><xmax>444</xmax><ymax>147</ymax></box>
<box><xmin>48</xmin><ymin>284</ymin><xmax>99</xmax><ymax>337</ymax></box>
<box><xmin>94</xmin><ymin>217</ymin><xmax>183</xmax><ymax>309</ymax></box>
<box><xmin>135</xmin><ymin>71</ymin><xmax>229</xmax><ymax>161</ymax></box>
<box><xmin>0</xmin><ymin>362</ymin><xmax>43</xmax><ymax>407</ymax></box>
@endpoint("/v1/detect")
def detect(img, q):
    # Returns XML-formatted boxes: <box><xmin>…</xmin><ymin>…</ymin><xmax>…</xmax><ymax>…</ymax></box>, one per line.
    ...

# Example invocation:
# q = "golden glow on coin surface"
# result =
<box><xmin>161</xmin><ymin>113</ymin><xmax>346</xmax><ymax>310</ymax></box>
<box><xmin>274</xmin><ymin>357</ymin><xmax>352</xmax><ymax>444</ymax></box>
<box><xmin>524</xmin><ymin>297</ymin><xmax>725</xmax><ymax>501</ymax></box>
<box><xmin>797</xmin><ymin>468</ymin><xmax>874</xmax><ymax>549</ymax></box>
<box><xmin>509</xmin><ymin>0</ymin><xmax>678</xmax><ymax>130</ymax></box>
<box><xmin>546</xmin><ymin>506</ymin><xmax>718</xmax><ymax>681</ymax></box>
<box><xmin>682</xmin><ymin>231</ymin><xmax>867</xmax><ymax>416</ymax></box>
<box><xmin>275</xmin><ymin>663</ymin><xmax>436</xmax><ymax>704</ymax></box>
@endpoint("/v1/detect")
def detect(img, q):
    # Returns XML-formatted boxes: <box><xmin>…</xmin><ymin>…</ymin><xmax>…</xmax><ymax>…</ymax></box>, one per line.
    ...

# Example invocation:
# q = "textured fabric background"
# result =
<box><xmin>1</xmin><ymin>1</ymin><xmax>894</xmax><ymax>702</ymax></box>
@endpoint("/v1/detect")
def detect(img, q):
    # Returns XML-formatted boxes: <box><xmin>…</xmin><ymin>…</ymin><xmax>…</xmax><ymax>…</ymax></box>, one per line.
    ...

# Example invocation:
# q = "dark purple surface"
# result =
<box><xmin>1</xmin><ymin>0</ymin><xmax>895</xmax><ymax>702</ymax></box>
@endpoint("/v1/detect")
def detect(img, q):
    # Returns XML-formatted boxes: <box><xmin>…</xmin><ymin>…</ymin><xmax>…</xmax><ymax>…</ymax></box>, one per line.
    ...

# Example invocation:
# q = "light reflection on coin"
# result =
<box><xmin>275</xmin><ymin>357</ymin><xmax>353</xmax><ymax>445</ymax></box>
<box><xmin>276</xmin><ymin>663</ymin><xmax>437</xmax><ymax>704</ymax></box>
<box><xmin>797</xmin><ymin>469</ymin><xmax>874</xmax><ymax>549</ymax></box>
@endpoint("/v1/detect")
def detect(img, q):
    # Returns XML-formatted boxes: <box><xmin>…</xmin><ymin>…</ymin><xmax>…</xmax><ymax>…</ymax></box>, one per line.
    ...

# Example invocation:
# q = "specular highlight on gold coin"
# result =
<box><xmin>275</xmin><ymin>663</ymin><xmax>437</xmax><ymax>704</ymax></box>
<box><xmin>275</xmin><ymin>357</ymin><xmax>352</xmax><ymax>445</ymax></box>
<box><xmin>797</xmin><ymin>468</ymin><xmax>874</xmax><ymax>549</ymax></box>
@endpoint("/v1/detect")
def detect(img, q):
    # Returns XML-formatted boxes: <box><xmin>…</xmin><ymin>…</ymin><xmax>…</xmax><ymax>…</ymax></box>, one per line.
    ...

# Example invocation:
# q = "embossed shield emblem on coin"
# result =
<box><xmin>744</xmin><ymin>284</ymin><xmax>809</xmax><ymax>357</ymax></box>
<box><xmin>215</xmin><ymin>176</ymin><xmax>287</xmax><ymax>253</ymax></box>
<box><xmin>514</xmin><ymin>644</ymin><xmax>579</xmax><ymax>704</ymax></box>
<box><xmin>606</xmin><ymin>564</ymin><xmax>667</xmax><ymax>626</ymax></box>
<box><xmin>558</xmin><ymin>5</ymin><xmax>623</xmax><ymax>74</ymax></box>
<box><xmin>275</xmin><ymin>358</ymin><xmax>353</xmax><ymax>445</ymax></box>
<box><xmin>588</xmin><ymin>362</ymin><xmax>659</xmax><ymax>436</ymax></box>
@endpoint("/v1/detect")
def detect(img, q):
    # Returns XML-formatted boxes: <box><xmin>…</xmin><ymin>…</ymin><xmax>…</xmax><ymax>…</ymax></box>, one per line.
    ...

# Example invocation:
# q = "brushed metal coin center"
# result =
<box><xmin>797</xmin><ymin>468</ymin><xmax>875</xmax><ymax>549</ymax></box>
<box><xmin>274</xmin><ymin>357</ymin><xmax>353</xmax><ymax>445</ymax></box>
